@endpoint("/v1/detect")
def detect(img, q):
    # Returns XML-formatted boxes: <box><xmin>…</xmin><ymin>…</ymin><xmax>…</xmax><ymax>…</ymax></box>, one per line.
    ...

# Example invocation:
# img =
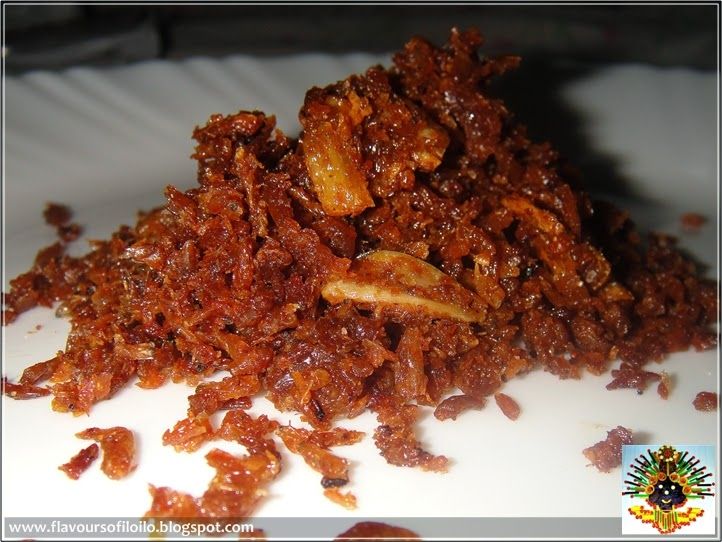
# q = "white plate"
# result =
<box><xmin>2</xmin><ymin>54</ymin><xmax>718</xmax><ymax>536</ymax></box>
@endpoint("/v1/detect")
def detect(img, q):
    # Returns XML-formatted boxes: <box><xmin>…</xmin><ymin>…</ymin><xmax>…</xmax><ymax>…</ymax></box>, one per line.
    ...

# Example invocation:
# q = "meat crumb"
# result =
<box><xmin>693</xmin><ymin>391</ymin><xmax>718</xmax><ymax>411</ymax></box>
<box><xmin>59</xmin><ymin>443</ymin><xmax>99</xmax><ymax>480</ymax></box>
<box><xmin>433</xmin><ymin>394</ymin><xmax>485</xmax><ymax>421</ymax></box>
<box><xmin>76</xmin><ymin>426</ymin><xmax>136</xmax><ymax>480</ymax></box>
<box><xmin>583</xmin><ymin>426</ymin><xmax>633</xmax><ymax>472</ymax></box>
<box><xmin>680</xmin><ymin>212</ymin><xmax>707</xmax><ymax>231</ymax></box>
<box><xmin>494</xmin><ymin>393</ymin><xmax>521</xmax><ymax>421</ymax></box>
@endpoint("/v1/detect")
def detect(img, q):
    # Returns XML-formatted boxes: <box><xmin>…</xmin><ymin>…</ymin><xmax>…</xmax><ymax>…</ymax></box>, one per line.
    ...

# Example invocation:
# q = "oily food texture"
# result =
<box><xmin>3</xmin><ymin>28</ymin><xmax>717</xmax><ymax>495</ymax></box>
<box><xmin>583</xmin><ymin>426</ymin><xmax>633</xmax><ymax>473</ymax></box>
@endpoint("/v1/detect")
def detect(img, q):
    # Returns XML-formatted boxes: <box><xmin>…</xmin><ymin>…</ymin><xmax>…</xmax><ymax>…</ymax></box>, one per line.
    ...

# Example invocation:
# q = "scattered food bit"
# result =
<box><xmin>373</xmin><ymin>399</ymin><xmax>448</xmax><ymax>472</ymax></box>
<box><xmin>323</xmin><ymin>487</ymin><xmax>358</xmax><ymax>510</ymax></box>
<box><xmin>216</xmin><ymin>410</ymin><xmax>280</xmax><ymax>456</ymax></box>
<box><xmin>43</xmin><ymin>203</ymin><xmax>72</xmax><ymax>227</ymax></box>
<box><xmin>433</xmin><ymin>394</ymin><xmax>485</xmax><ymax>421</ymax></box>
<box><xmin>583</xmin><ymin>426</ymin><xmax>633</xmax><ymax>473</ymax></box>
<box><xmin>19</xmin><ymin>356</ymin><xmax>60</xmax><ymax>385</ymax></box>
<box><xmin>680</xmin><ymin>212</ymin><xmax>707</xmax><ymax>232</ymax></box>
<box><xmin>58</xmin><ymin>223</ymin><xmax>82</xmax><ymax>243</ymax></box>
<box><xmin>76</xmin><ymin>426</ymin><xmax>136</xmax><ymax>480</ymax></box>
<box><xmin>656</xmin><ymin>372</ymin><xmax>672</xmax><ymax>400</ymax></box>
<box><xmin>494</xmin><ymin>393</ymin><xmax>521</xmax><ymax>420</ymax></box>
<box><xmin>43</xmin><ymin>202</ymin><xmax>83</xmax><ymax>242</ymax></box>
<box><xmin>276</xmin><ymin>426</ymin><xmax>352</xmax><ymax>484</ymax></box>
<box><xmin>335</xmin><ymin>521</ymin><xmax>419</xmax><ymax>541</ymax></box>
<box><xmin>2</xmin><ymin>377</ymin><xmax>51</xmax><ymax>399</ymax></box>
<box><xmin>58</xmin><ymin>443</ymin><xmax>99</xmax><ymax>480</ymax></box>
<box><xmin>145</xmin><ymin>447</ymin><xmax>280</xmax><ymax>520</ymax></box>
<box><xmin>693</xmin><ymin>391</ymin><xmax>718</xmax><ymax>412</ymax></box>
<box><xmin>163</xmin><ymin>416</ymin><xmax>215</xmax><ymax>453</ymax></box>
<box><xmin>606</xmin><ymin>363</ymin><xmax>661</xmax><ymax>394</ymax></box>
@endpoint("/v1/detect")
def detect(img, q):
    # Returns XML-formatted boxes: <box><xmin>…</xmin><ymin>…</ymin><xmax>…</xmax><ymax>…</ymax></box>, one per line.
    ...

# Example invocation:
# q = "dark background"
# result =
<box><xmin>3</xmin><ymin>4</ymin><xmax>718</xmax><ymax>72</ymax></box>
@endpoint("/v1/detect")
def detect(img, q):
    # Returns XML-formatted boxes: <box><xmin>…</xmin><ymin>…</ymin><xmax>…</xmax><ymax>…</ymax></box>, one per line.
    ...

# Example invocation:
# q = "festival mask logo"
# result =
<box><xmin>622</xmin><ymin>445</ymin><xmax>715</xmax><ymax>534</ymax></box>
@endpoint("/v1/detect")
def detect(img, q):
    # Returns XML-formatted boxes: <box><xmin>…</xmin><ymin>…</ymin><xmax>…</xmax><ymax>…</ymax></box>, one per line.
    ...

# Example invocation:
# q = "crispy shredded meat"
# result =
<box><xmin>76</xmin><ymin>426</ymin><xmax>136</xmax><ymax>480</ymax></box>
<box><xmin>3</xmin><ymin>28</ymin><xmax>718</xmax><ymax>519</ymax></box>
<box><xmin>693</xmin><ymin>391</ymin><xmax>718</xmax><ymax>412</ymax></box>
<box><xmin>59</xmin><ymin>443</ymin><xmax>100</xmax><ymax>480</ymax></box>
<box><xmin>494</xmin><ymin>392</ymin><xmax>521</xmax><ymax>420</ymax></box>
<box><xmin>583</xmin><ymin>425</ymin><xmax>633</xmax><ymax>473</ymax></box>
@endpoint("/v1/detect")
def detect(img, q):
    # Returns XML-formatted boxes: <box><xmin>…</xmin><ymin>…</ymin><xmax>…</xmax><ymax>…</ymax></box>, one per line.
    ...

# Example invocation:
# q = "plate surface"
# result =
<box><xmin>2</xmin><ymin>53</ymin><xmax>718</xmax><ymax>535</ymax></box>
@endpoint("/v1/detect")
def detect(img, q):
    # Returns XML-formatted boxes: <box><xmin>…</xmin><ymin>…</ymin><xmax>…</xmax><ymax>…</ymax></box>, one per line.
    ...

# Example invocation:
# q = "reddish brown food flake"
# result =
<box><xmin>434</xmin><ymin>394</ymin><xmax>485</xmax><ymax>421</ymax></box>
<box><xmin>323</xmin><ymin>487</ymin><xmax>357</xmax><ymax>510</ymax></box>
<box><xmin>43</xmin><ymin>203</ymin><xmax>72</xmax><ymax>227</ymax></box>
<box><xmin>2</xmin><ymin>377</ymin><xmax>51</xmax><ymax>399</ymax></box>
<box><xmin>42</xmin><ymin>203</ymin><xmax>83</xmax><ymax>243</ymax></box>
<box><xmin>335</xmin><ymin>522</ymin><xmax>419</xmax><ymax>541</ymax></box>
<box><xmin>276</xmin><ymin>426</ymin><xmax>350</xmax><ymax>482</ymax></box>
<box><xmin>656</xmin><ymin>372</ymin><xmax>672</xmax><ymax>400</ymax></box>
<box><xmin>606</xmin><ymin>363</ymin><xmax>661</xmax><ymax>394</ymax></box>
<box><xmin>693</xmin><ymin>391</ymin><xmax>718</xmax><ymax>412</ymax></box>
<box><xmin>19</xmin><ymin>356</ymin><xmax>60</xmax><ymax>385</ymax></box>
<box><xmin>58</xmin><ymin>223</ymin><xmax>82</xmax><ymax>243</ymax></box>
<box><xmin>216</xmin><ymin>410</ymin><xmax>280</xmax><ymax>456</ymax></box>
<box><xmin>146</xmin><ymin>485</ymin><xmax>201</xmax><ymax>518</ymax></box>
<box><xmin>680</xmin><ymin>212</ymin><xmax>707</xmax><ymax>231</ymax></box>
<box><xmin>58</xmin><ymin>443</ymin><xmax>99</xmax><ymax>480</ymax></box>
<box><xmin>494</xmin><ymin>393</ymin><xmax>521</xmax><ymax>421</ymax></box>
<box><xmin>145</xmin><ymin>447</ymin><xmax>280</xmax><ymax>521</ymax></box>
<box><xmin>199</xmin><ymin>448</ymin><xmax>280</xmax><ymax>517</ymax></box>
<box><xmin>583</xmin><ymin>426</ymin><xmax>633</xmax><ymax>473</ymax></box>
<box><xmin>163</xmin><ymin>416</ymin><xmax>215</xmax><ymax>453</ymax></box>
<box><xmin>373</xmin><ymin>399</ymin><xmax>448</xmax><ymax>472</ymax></box>
<box><xmin>77</xmin><ymin>426</ymin><xmax>136</xmax><ymax>480</ymax></box>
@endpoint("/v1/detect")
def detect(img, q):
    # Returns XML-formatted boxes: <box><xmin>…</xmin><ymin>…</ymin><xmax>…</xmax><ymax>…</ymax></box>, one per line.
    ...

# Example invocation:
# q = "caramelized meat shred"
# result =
<box><xmin>3</xmin><ymin>28</ymin><xmax>718</xmax><ymax>517</ymax></box>
<box><xmin>59</xmin><ymin>443</ymin><xmax>100</xmax><ymax>480</ymax></box>
<box><xmin>76</xmin><ymin>426</ymin><xmax>136</xmax><ymax>480</ymax></box>
<box><xmin>163</xmin><ymin>416</ymin><xmax>216</xmax><ymax>453</ymax></box>
<box><xmin>693</xmin><ymin>391</ymin><xmax>717</xmax><ymax>412</ymax></box>
<box><xmin>433</xmin><ymin>394</ymin><xmax>485</xmax><ymax>421</ymax></box>
<box><xmin>583</xmin><ymin>426</ymin><xmax>633</xmax><ymax>473</ymax></box>
<box><xmin>494</xmin><ymin>393</ymin><xmax>521</xmax><ymax>420</ymax></box>
<box><xmin>146</xmin><ymin>447</ymin><xmax>280</xmax><ymax>520</ymax></box>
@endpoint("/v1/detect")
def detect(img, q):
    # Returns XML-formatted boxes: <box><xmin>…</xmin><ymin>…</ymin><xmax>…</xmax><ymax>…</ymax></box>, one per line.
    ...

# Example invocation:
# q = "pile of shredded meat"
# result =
<box><xmin>3</xmin><ymin>29</ymin><xmax>717</xmax><ymax>519</ymax></box>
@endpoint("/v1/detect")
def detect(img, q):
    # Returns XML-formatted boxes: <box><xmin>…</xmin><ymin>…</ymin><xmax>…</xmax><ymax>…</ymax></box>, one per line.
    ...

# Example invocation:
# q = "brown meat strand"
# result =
<box><xmin>373</xmin><ymin>399</ymin><xmax>448</xmax><ymax>472</ymax></box>
<box><xmin>163</xmin><ymin>416</ymin><xmax>215</xmax><ymax>453</ymax></box>
<box><xmin>494</xmin><ymin>393</ymin><xmax>521</xmax><ymax>421</ymax></box>
<box><xmin>434</xmin><ymin>394</ymin><xmax>485</xmax><ymax>421</ymax></box>
<box><xmin>693</xmin><ymin>391</ymin><xmax>718</xmax><ymax>412</ymax></box>
<box><xmin>583</xmin><ymin>426</ymin><xmax>633</xmax><ymax>473</ymax></box>
<box><xmin>216</xmin><ymin>410</ymin><xmax>280</xmax><ymax>456</ymax></box>
<box><xmin>276</xmin><ymin>426</ymin><xmax>351</xmax><ymax>482</ymax></box>
<box><xmin>76</xmin><ymin>426</ymin><xmax>136</xmax><ymax>480</ymax></box>
<box><xmin>2</xmin><ymin>377</ymin><xmax>51</xmax><ymax>399</ymax></box>
<box><xmin>323</xmin><ymin>488</ymin><xmax>358</xmax><ymax>510</ymax></box>
<box><xmin>145</xmin><ymin>447</ymin><xmax>280</xmax><ymax>520</ymax></box>
<box><xmin>335</xmin><ymin>522</ymin><xmax>419</xmax><ymax>541</ymax></box>
<box><xmin>58</xmin><ymin>443</ymin><xmax>100</xmax><ymax>480</ymax></box>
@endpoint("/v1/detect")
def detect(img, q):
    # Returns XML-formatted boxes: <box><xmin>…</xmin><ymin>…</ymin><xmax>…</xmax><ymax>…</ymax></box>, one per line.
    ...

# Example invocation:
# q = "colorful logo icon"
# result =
<box><xmin>622</xmin><ymin>445</ymin><xmax>715</xmax><ymax>534</ymax></box>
